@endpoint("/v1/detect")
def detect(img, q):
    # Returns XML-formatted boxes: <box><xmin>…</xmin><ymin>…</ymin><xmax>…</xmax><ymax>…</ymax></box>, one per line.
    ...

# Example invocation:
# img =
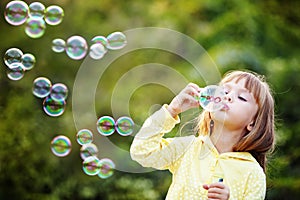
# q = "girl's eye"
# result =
<box><xmin>238</xmin><ymin>96</ymin><xmax>247</xmax><ymax>102</ymax></box>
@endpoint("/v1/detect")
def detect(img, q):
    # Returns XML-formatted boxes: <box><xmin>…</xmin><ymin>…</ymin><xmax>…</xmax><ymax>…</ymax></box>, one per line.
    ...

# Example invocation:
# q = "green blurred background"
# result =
<box><xmin>1</xmin><ymin>0</ymin><xmax>300</xmax><ymax>199</ymax></box>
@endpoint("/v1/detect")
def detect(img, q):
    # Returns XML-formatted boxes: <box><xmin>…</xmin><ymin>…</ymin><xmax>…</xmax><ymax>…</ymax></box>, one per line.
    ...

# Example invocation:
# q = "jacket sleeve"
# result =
<box><xmin>243</xmin><ymin>168</ymin><xmax>266</xmax><ymax>200</ymax></box>
<box><xmin>130</xmin><ymin>105</ymin><xmax>195</xmax><ymax>170</ymax></box>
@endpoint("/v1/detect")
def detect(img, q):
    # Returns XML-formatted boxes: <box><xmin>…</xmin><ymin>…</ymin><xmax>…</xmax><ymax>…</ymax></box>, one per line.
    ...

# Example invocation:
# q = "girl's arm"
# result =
<box><xmin>130</xmin><ymin>83</ymin><xmax>200</xmax><ymax>170</ymax></box>
<box><xmin>130</xmin><ymin>105</ymin><xmax>195</xmax><ymax>170</ymax></box>
<box><xmin>243</xmin><ymin>171</ymin><xmax>266</xmax><ymax>200</ymax></box>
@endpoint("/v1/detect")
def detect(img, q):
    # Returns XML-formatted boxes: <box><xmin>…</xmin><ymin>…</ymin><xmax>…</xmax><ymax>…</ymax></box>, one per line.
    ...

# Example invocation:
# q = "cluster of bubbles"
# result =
<box><xmin>4</xmin><ymin>1</ymin><xmax>129</xmax><ymax>180</ymax></box>
<box><xmin>4</xmin><ymin>1</ymin><xmax>64</xmax><ymax>38</ymax></box>
<box><xmin>77</xmin><ymin>129</ymin><xmax>116</xmax><ymax>178</ymax></box>
<box><xmin>196</xmin><ymin>85</ymin><xmax>226</xmax><ymax>112</ymax></box>
<box><xmin>3</xmin><ymin>47</ymin><xmax>36</xmax><ymax>80</ymax></box>
<box><xmin>96</xmin><ymin>116</ymin><xmax>135</xmax><ymax>136</ymax></box>
<box><xmin>32</xmin><ymin>77</ymin><xmax>68</xmax><ymax>117</ymax></box>
<box><xmin>52</xmin><ymin>31</ymin><xmax>127</xmax><ymax>60</ymax></box>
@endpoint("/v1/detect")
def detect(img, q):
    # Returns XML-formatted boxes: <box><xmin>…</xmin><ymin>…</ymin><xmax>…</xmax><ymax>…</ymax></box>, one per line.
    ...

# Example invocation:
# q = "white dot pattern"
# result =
<box><xmin>130</xmin><ymin>105</ymin><xmax>266</xmax><ymax>200</ymax></box>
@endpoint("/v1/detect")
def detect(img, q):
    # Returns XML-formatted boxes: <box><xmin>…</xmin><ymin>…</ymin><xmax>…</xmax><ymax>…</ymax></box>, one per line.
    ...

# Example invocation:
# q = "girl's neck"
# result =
<box><xmin>210</xmin><ymin>123</ymin><xmax>243</xmax><ymax>154</ymax></box>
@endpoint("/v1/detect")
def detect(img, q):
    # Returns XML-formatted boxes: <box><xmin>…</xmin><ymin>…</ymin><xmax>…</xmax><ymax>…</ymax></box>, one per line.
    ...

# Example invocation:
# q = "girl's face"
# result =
<box><xmin>211</xmin><ymin>77</ymin><xmax>258</xmax><ymax>132</ymax></box>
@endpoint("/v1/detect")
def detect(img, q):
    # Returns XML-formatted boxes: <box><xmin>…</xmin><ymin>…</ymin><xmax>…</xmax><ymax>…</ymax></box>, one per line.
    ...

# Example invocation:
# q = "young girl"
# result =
<box><xmin>130</xmin><ymin>70</ymin><xmax>275</xmax><ymax>200</ymax></box>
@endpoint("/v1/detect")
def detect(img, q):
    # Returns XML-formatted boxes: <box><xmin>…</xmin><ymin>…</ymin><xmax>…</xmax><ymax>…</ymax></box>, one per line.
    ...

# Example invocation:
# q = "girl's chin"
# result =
<box><xmin>211</xmin><ymin>111</ymin><xmax>228</xmax><ymax>122</ymax></box>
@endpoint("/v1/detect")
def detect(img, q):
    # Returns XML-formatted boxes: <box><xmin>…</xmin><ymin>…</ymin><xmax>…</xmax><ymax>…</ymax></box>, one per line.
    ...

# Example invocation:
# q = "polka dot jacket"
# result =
<box><xmin>130</xmin><ymin>105</ymin><xmax>266</xmax><ymax>200</ymax></box>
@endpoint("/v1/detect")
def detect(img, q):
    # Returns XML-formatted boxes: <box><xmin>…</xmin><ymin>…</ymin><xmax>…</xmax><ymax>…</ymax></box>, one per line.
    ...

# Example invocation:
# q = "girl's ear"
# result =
<box><xmin>246</xmin><ymin>121</ymin><xmax>255</xmax><ymax>131</ymax></box>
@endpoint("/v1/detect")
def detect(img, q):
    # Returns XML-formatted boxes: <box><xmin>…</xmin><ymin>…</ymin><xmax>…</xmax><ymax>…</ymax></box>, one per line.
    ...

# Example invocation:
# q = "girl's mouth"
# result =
<box><xmin>221</xmin><ymin>103</ymin><xmax>229</xmax><ymax>111</ymax></box>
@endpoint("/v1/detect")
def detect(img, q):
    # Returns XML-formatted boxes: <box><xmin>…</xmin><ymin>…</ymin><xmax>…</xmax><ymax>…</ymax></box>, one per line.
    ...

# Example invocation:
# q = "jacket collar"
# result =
<box><xmin>197</xmin><ymin>135</ymin><xmax>257</xmax><ymax>162</ymax></box>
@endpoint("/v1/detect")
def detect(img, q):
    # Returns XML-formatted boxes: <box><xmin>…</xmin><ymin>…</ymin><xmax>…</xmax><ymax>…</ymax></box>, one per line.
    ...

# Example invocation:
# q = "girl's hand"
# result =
<box><xmin>203</xmin><ymin>182</ymin><xmax>230</xmax><ymax>200</ymax></box>
<box><xmin>167</xmin><ymin>83</ymin><xmax>201</xmax><ymax>117</ymax></box>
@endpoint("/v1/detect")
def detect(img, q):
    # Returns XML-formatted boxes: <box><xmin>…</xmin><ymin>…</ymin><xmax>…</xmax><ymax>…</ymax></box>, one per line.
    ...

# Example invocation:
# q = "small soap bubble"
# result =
<box><xmin>91</xmin><ymin>36</ymin><xmax>108</xmax><ymax>48</ymax></box>
<box><xmin>21</xmin><ymin>53</ymin><xmax>36</xmax><ymax>70</ymax></box>
<box><xmin>4</xmin><ymin>48</ymin><xmax>23</xmax><ymax>67</ymax></box>
<box><xmin>50</xmin><ymin>83</ymin><xmax>68</xmax><ymax>101</ymax></box>
<box><xmin>96</xmin><ymin>116</ymin><xmax>115</xmax><ymax>136</ymax></box>
<box><xmin>89</xmin><ymin>43</ymin><xmax>106</xmax><ymax>60</ymax></box>
<box><xmin>43</xmin><ymin>96</ymin><xmax>66</xmax><ymax>117</ymax></box>
<box><xmin>50</xmin><ymin>135</ymin><xmax>72</xmax><ymax>157</ymax></box>
<box><xmin>6</xmin><ymin>62</ymin><xmax>25</xmax><ymax>81</ymax></box>
<box><xmin>77</xmin><ymin>129</ymin><xmax>93</xmax><ymax>145</ymax></box>
<box><xmin>25</xmin><ymin>17</ymin><xmax>46</xmax><ymax>38</ymax></box>
<box><xmin>98</xmin><ymin>158</ymin><xmax>115</xmax><ymax>179</ymax></box>
<box><xmin>116</xmin><ymin>116</ymin><xmax>134</xmax><ymax>136</ymax></box>
<box><xmin>52</xmin><ymin>38</ymin><xmax>66</xmax><ymax>53</ymax></box>
<box><xmin>32</xmin><ymin>77</ymin><xmax>52</xmax><ymax>98</ymax></box>
<box><xmin>66</xmin><ymin>36</ymin><xmax>88</xmax><ymax>60</ymax></box>
<box><xmin>5</xmin><ymin>0</ymin><xmax>29</xmax><ymax>26</ymax></box>
<box><xmin>199</xmin><ymin>85</ymin><xmax>225</xmax><ymax>112</ymax></box>
<box><xmin>106</xmin><ymin>32</ymin><xmax>127</xmax><ymax>50</ymax></box>
<box><xmin>80</xmin><ymin>143</ymin><xmax>98</xmax><ymax>160</ymax></box>
<box><xmin>45</xmin><ymin>5</ymin><xmax>64</xmax><ymax>25</ymax></box>
<box><xmin>29</xmin><ymin>2</ymin><xmax>45</xmax><ymax>18</ymax></box>
<box><xmin>82</xmin><ymin>156</ymin><xmax>101</xmax><ymax>176</ymax></box>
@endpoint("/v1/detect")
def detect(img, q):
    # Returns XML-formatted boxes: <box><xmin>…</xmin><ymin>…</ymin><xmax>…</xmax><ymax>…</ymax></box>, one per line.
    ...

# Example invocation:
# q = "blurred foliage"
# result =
<box><xmin>0</xmin><ymin>0</ymin><xmax>300</xmax><ymax>199</ymax></box>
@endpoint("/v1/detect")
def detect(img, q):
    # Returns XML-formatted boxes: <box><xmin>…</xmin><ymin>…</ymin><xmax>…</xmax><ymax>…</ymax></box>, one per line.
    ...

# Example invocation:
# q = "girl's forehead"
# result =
<box><xmin>222</xmin><ymin>77</ymin><xmax>248</xmax><ymax>89</ymax></box>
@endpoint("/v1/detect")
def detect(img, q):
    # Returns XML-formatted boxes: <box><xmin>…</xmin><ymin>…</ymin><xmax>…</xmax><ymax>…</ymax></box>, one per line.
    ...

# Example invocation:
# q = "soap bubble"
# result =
<box><xmin>6</xmin><ymin>62</ymin><xmax>25</xmax><ymax>81</ymax></box>
<box><xmin>82</xmin><ymin>156</ymin><xmax>101</xmax><ymax>176</ymax></box>
<box><xmin>25</xmin><ymin>17</ymin><xmax>46</xmax><ymax>38</ymax></box>
<box><xmin>198</xmin><ymin>85</ymin><xmax>225</xmax><ymax>112</ymax></box>
<box><xmin>32</xmin><ymin>77</ymin><xmax>52</xmax><ymax>98</ymax></box>
<box><xmin>28</xmin><ymin>2</ymin><xmax>45</xmax><ymax>18</ymax></box>
<box><xmin>21</xmin><ymin>53</ymin><xmax>36</xmax><ymax>70</ymax></box>
<box><xmin>43</xmin><ymin>96</ymin><xmax>66</xmax><ymax>117</ymax></box>
<box><xmin>66</xmin><ymin>36</ymin><xmax>88</xmax><ymax>60</ymax></box>
<box><xmin>91</xmin><ymin>36</ymin><xmax>108</xmax><ymax>49</ymax></box>
<box><xmin>80</xmin><ymin>143</ymin><xmax>98</xmax><ymax>160</ymax></box>
<box><xmin>4</xmin><ymin>0</ymin><xmax>29</xmax><ymax>26</ymax></box>
<box><xmin>45</xmin><ymin>5</ymin><xmax>64</xmax><ymax>25</ymax></box>
<box><xmin>98</xmin><ymin>158</ymin><xmax>115</xmax><ymax>179</ymax></box>
<box><xmin>116</xmin><ymin>116</ymin><xmax>134</xmax><ymax>136</ymax></box>
<box><xmin>50</xmin><ymin>83</ymin><xmax>68</xmax><ymax>101</ymax></box>
<box><xmin>106</xmin><ymin>32</ymin><xmax>127</xmax><ymax>50</ymax></box>
<box><xmin>4</xmin><ymin>48</ymin><xmax>23</xmax><ymax>67</ymax></box>
<box><xmin>96</xmin><ymin>116</ymin><xmax>115</xmax><ymax>136</ymax></box>
<box><xmin>77</xmin><ymin>129</ymin><xmax>93</xmax><ymax>145</ymax></box>
<box><xmin>50</xmin><ymin>135</ymin><xmax>72</xmax><ymax>157</ymax></box>
<box><xmin>52</xmin><ymin>38</ymin><xmax>66</xmax><ymax>53</ymax></box>
<box><xmin>89</xmin><ymin>43</ymin><xmax>106</xmax><ymax>60</ymax></box>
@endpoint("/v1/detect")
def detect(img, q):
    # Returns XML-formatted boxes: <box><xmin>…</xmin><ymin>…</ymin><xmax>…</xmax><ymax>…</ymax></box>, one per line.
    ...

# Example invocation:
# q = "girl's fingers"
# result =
<box><xmin>208</xmin><ymin>182</ymin><xmax>225</xmax><ymax>189</ymax></box>
<box><xmin>203</xmin><ymin>183</ymin><xmax>230</xmax><ymax>200</ymax></box>
<box><xmin>187</xmin><ymin>82</ymin><xmax>201</xmax><ymax>92</ymax></box>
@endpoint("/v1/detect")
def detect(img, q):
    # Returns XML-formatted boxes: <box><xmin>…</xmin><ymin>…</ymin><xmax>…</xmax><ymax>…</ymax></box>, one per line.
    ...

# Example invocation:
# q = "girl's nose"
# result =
<box><xmin>223</xmin><ymin>95</ymin><xmax>233</xmax><ymax>103</ymax></box>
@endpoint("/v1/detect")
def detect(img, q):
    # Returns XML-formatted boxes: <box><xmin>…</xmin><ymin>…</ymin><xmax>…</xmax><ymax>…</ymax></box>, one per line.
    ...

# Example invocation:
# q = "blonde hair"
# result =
<box><xmin>195</xmin><ymin>70</ymin><xmax>275</xmax><ymax>172</ymax></box>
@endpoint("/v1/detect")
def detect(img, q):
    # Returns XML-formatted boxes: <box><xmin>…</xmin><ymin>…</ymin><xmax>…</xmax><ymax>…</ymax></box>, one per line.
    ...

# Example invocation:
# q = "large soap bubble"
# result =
<box><xmin>4</xmin><ymin>0</ymin><xmax>29</xmax><ymax>26</ymax></box>
<box><xmin>66</xmin><ymin>36</ymin><xmax>88</xmax><ymax>60</ymax></box>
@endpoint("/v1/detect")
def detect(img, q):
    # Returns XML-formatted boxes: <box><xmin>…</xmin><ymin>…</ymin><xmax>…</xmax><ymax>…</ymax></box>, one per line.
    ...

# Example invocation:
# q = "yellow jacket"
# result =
<box><xmin>130</xmin><ymin>105</ymin><xmax>266</xmax><ymax>200</ymax></box>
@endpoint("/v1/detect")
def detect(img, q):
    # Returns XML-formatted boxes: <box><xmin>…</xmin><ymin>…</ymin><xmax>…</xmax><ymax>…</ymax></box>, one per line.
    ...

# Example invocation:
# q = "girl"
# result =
<box><xmin>130</xmin><ymin>70</ymin><xmax>275</xmax><ymax>200</ymax></box>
